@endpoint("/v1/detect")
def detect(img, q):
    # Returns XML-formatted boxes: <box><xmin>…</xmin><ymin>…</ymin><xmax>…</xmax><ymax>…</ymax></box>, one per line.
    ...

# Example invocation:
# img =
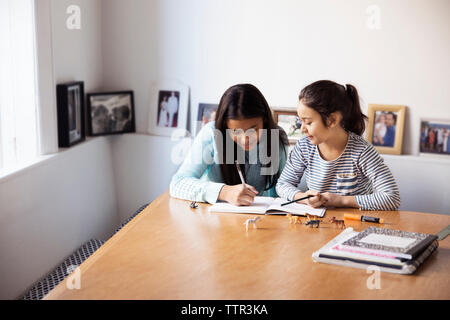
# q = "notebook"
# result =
<box><xmin>312</xmin><ymin>227</ymin><xmax>439</xmax><ymax>274</ymax></box>
<box><xmin>208</xmin><ymin>196</ymin><xmax>326</xmax><ymax>217</ymax></box>
<box><xmin>339</xmin><ymin>226</ymin><xmax>438</xmax><ymax>260</ymax></box>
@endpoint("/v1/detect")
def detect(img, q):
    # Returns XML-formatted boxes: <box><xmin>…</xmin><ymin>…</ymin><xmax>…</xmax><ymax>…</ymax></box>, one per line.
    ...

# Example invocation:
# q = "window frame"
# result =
<box><xmin>33</xmin><ymin>0</ymin><xmax>58</xmax><ymax>156</ymax></box>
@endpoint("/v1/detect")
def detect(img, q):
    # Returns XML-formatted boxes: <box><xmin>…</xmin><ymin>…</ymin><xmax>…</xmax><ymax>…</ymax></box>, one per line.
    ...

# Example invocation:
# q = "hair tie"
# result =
<box><xmin>343</xmin><ymin>84</ymin><xmax>347</xmax><ymax>92</ymax></box>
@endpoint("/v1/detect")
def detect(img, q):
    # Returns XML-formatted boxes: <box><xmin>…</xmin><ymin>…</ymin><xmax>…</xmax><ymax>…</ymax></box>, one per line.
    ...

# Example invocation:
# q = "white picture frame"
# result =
<box><xmin>148</xmin><ymin>80</ymin><xmax>189</xmax><ymax>137</ymax></box>
<box><xmin>419</xmin><ymin>118</ymin><xmax>450</xmax><ymax>157</ymax></box>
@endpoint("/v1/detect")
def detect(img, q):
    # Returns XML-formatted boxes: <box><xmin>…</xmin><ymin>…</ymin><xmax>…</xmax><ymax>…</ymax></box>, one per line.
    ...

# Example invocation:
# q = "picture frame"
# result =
<box><xmin>86</xmin><ymin>91</ymin><xmax>135</xmax><ymax>136</ymax></box>
<box><xmin>56</xmin><ymin>81</ymin><xmax>85</xmax><ymax>147</ymax></box>
<box><xmin>272</xmin><ymin>108</ymin><xmax>304</xmax><ymax>145</ymax></box>
<box><xmin>419</xmin><ymin>118</ymin><xmax>450</xmax><ymax>156</ymax></box>
<box><xmin>196</xmin><ymin>103</ymin><xmax>218</xmax><ymax>135</ymax></box>
<box><xmin>148</xmin><ymin>80</ymin><xmax>189</xmax><ymax>137</ymax></box>
<box><xmin>366</xmin><ymin>104</ymin><xmax>406</xmax><ymax>155</ymax></box>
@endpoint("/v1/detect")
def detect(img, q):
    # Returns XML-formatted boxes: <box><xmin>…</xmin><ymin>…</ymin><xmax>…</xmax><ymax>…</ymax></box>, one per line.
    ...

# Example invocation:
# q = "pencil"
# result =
<box><xmin>281</xmin><ymin>195</ymin><xmax>314</xmax><ymax>206</ymax></box>
<box><xmin>235</xmin><ymin>161</ymin><xmax>247</xmax><ymax>187</ymax></box>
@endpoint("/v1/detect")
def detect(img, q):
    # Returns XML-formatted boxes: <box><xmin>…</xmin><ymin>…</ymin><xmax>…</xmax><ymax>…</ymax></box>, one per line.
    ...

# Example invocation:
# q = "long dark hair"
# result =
<box><xmin>299</xmin><ymin>80</ymin><xmax>367</xmax><ymax>135</ymax></box>
<box><xmin>215</xmin><ymin>84</ymin><xmax>288</xmax><ymax>190</ymax></box>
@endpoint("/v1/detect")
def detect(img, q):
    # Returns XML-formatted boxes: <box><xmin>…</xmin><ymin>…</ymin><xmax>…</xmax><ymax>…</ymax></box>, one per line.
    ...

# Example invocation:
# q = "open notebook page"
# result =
<box><xmin>266</xmin><ymin>198</ymin><xmax>326</xmax><ymax>217</ymax></box>
<box><xmin>208</xmin><ymin>197</ymin><xmax>276</xmax><ymax>214</ymax></box>
<box><xmin>208</xmin><ymin>197</ymin><xmax>326</xmax><ymax>217</ymax></box>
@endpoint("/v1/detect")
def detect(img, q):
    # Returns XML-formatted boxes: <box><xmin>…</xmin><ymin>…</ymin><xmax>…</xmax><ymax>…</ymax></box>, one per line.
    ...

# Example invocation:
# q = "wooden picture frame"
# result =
<box><xmin>56</xmin><ymin>81</ymin><xmax>85</xmax><ymax>147</ymax></box>
<box><xmin>272</xmin><ymin>108</ymin><xmax>304</xmax><ymax>145</ymax></box>
<box><xmin>366</xmin><ymin>104</ymin><xmax>406</xmax><ymax>155</ymax></box>
<box><xmin>87</xmin><ymin>91</ymin><xmax>135</xmax><ymax>136</ymax></box>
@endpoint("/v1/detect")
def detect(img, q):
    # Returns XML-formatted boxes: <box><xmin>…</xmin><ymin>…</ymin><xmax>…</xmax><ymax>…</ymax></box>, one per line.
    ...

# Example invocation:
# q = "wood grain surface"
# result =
<box><xmin>44</xmin><ymin>191</ymin><xmax>450</xmax><ymax>300</ymax></box>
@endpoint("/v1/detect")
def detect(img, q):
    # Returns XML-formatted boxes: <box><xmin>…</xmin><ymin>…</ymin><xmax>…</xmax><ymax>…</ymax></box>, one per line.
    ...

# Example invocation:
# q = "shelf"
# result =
<box><xmin>381</xmin><ymin>153</ymin><xmax>450</xmax><ymax>164</ymax></box>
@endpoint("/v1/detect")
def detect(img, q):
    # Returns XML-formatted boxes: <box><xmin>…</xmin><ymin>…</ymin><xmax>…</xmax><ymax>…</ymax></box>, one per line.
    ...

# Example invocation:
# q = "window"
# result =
<box><xmin>0</xmin><ymin>0</ymin><xmax>38</xmax><ymax>171</ymax></box>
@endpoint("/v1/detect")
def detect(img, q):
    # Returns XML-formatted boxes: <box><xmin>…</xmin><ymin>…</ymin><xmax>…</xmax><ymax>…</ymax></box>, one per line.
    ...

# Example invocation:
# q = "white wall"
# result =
<box><xmin>102</xmin><ymin>0</ymin><xmax>450</xmax><ymax>153</ymax></box>
<box><xmin>102</xmin><ymin>0</ymin><xmax>450</xmax><ymax>215</ymax></box>
<box><xmin>0</xmin><ymin>0</ymin><xmax>119</xmax><ymax>300</ymax></box>
<box><xmin>383</xmin><ymin>155</ymin><xmax>450</xmax><ymax>214</ymax></box>
<box><xmin>110</xmin><ymin>134</ymin><xmax>181</xmax><ymax>223</ymax></box>
<box><xmin>51</xmin><ymin>0</ymin><xmax>103</xmax><ymax>90</ymax></box>
<box><xmin>0</xmin><ymin>137</ymin><xmax>118</xmax><ymax>299</ymax></box>
<box><xmin>2</xmin><ymin>0</ymin><xmax>449</xmax><ymax>300</ymax></box>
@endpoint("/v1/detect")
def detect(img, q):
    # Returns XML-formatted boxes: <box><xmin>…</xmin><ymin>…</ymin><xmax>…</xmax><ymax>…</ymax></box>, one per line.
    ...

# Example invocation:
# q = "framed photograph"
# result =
<box><xmin>196</xmin><ymin>103</ymin><xmax>218</xmax><ymax>135</ymax></box>
<box><xmin>148</xmin><ymin>80</ymin><xmax>189</xmax><ymax>137</ymax></box>
<box><xmin>366</xmin><ymin>104</ymin><xmax>406</xmax><ymax>155</ymax></box>
<box><xmin>272</xmin><ymin>108</ymin><xmax>304</xmax><ymax>145</ymax></box>
<box><xmin>87</xmin><ymin>91</ymin><xmax>135</xmax><ymax>136</ymax></box>
<box><xmin>56</xmin><ymin>81</ymin><xmax>85</xmax><ymax>147</ymax></box>
<box><xmin>419</xmin><ymin>119</ymin><xmax>450</xmax><ymax>156</ymax></box>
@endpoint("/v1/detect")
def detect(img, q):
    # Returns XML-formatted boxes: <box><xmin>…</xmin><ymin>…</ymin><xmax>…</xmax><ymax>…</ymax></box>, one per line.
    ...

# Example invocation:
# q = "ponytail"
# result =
<box><xmin>343</xmin><ymin>84</ymin><xmax>367</xmax><ymax>136</ymax></box>
<box><xmin>299</xmin><ymin>80</ymin><xmax>367</xmax><ymax>136</ymax></box>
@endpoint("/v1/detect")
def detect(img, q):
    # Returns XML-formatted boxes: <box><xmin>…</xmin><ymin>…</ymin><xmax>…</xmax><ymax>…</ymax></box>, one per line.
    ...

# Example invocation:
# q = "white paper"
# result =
<box><xmin>267</xmin><ymin>198</ymin><xmax>325</xmax><ymax>217</ymax></box>
<box><xmin>208</xmin><ymin>196</ymin><xmax>325</xmax><ymax>216</ymax></box>
<box><xmin>208</xmin><ymin>197</ymin><xmax>275</xmax><ymax>214</ymax></box>
<box><xmin>359</xmin><ymin>234</ymin><xmax>416</xmax><ymax>248</ymax></box>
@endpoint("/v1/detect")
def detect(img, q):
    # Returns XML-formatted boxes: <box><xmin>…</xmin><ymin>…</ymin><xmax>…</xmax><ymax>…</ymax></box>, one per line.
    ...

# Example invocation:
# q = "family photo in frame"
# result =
<box><xmin>420</xmin><ymin>119</ymin><xmax>450</xmax><ymax>156</ymax></box>
<box><xmin>148</xmin><ymin>80</ymin><xmax>189</xmax><ymax>137</ymax></box>
<box><xmin>196</xmin><ymin>103</ymin><xmax>218</xmax><ymax>135</ymax></box>
<box><xmin>87</xmin><ymin>91</ymin><xmax>135</xmax><ymax>136</ymax></box>
<box><xmin>366</xmin><ymin>104</ymin><xmax>406</xmax><ymax>155</ymax></box>
<box><xmin>157</xmin><ymin>91</ymin><xmax>180</xmax><ymax>128</ymax></box>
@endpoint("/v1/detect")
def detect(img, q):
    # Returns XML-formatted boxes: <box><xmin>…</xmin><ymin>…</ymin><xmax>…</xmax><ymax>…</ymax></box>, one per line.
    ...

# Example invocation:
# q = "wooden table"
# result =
<box><xmin>44</xmin><ymin>191</ymin><xmax>450</xmax><ymax>300</ymax></box>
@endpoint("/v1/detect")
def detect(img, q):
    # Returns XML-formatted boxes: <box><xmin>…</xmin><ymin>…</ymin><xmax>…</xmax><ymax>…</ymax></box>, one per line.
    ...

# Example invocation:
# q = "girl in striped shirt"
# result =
<box><xmin>276</xmin><ymin>80</ymin><xmax>400</xmax><ymax>211</ymax></box>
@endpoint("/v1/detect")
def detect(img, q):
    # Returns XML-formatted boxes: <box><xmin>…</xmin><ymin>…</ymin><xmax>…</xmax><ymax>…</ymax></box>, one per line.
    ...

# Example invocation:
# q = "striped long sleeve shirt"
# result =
<box><xmin>275</xmin><ymin>132</ymin><xmax>401</xmax><ymax>211</ymax></box>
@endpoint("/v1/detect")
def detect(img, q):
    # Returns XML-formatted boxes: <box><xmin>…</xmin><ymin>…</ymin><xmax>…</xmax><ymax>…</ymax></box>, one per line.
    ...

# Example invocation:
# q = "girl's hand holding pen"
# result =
<box><xmin>294</xmin><ymin>190</ymin><xmax>327</xmax><ymax>208</ymax></box>
<box><xmin>218</xmin><ymin>184</ymin><xmax>258</xmax><ymax>206</ymax></box>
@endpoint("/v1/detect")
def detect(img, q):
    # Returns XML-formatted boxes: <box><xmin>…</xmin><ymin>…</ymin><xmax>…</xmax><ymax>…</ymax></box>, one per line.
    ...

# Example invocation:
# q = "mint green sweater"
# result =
<box><xmin>169</xmin><ymin>121</ymin><xmax>288</xmax><ymax>203</ymax></box>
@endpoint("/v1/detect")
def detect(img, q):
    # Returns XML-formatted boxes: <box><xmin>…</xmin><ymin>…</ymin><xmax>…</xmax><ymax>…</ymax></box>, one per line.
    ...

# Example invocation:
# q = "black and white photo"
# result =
<box><xmin>87</xmin><ymin>91</ymin><xmax>135</xmax><ymax>136</ymax></box>
<box><xmin>56</xmin><ymin>81</ymin><xmax>85</xmax><ymax>147</ymax></box>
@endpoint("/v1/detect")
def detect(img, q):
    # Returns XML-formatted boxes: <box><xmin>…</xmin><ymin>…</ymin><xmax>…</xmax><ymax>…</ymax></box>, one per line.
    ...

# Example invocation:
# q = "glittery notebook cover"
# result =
<box><xmin>341</xmin><ymin>226</ymin><xmax>437</xmax><ymax>258</ymax></box>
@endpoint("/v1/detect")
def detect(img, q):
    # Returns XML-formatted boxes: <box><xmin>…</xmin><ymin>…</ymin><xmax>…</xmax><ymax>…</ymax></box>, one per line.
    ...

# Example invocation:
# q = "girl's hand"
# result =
<box><xmin>321</xmin><ymin>192</ymin><xmax>359</xmax><ymax>208</ymax></box>
<box><xmin>320</xmin><ymin>192</ymin><xmax>341</xmax><ymax>207</ymax></box>
<box><xmin>294</xmin><ymin>190</ymin><xmax>326</xmax><ymax>208</ymax></box>
<box><xmin>218</xmin><ymin>184</ymin><xmax>258</xmax><ymax>206</ymax></box>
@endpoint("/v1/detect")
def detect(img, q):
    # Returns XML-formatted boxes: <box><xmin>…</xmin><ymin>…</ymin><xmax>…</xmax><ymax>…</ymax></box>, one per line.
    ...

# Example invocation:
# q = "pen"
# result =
<box><xmin>344</xmin><ymin>213</ymin><xmax>384</xmax><ymax>224</ymax></box>
<box><xmin>281</xmin><ymin>195</ymin><xmax>314</xmax><ymax>206</ymax></box>
<box><xmin>235</xmin><ymin>161</ymin><xmax>247</xmax><ymax>187</ymax></box>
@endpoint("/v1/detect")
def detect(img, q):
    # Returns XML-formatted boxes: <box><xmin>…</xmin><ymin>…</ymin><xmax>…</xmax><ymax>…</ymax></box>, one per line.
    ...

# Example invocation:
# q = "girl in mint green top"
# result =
<box><xmin>169</xmin><ymin>84</ymin><xmax>289</xmax><ymax>206</ymax></box>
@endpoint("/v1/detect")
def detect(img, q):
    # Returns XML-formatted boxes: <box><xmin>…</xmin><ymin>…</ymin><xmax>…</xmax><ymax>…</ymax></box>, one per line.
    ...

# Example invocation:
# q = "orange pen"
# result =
<box><xmin>344</xmin><ymin>213</ymin><xmax>384</xmax><ymax>224</ymax></box>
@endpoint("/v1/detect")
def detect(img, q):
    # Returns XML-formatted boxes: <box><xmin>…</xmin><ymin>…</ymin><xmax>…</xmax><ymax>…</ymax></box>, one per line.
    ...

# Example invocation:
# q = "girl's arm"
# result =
<box><xmin>275</xmin><ymin>142</ymin><xmax>307</xmax><ymax>200</ymax></box>
<box><xmin>169</xmin><ymin>125</ymin><xmax>225</xmax><ymax>204</ymax></box>
<box><xmin>354</xmin><ymin>145</ymin><xmax>401</xmax><ymax>210</ymax></box>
